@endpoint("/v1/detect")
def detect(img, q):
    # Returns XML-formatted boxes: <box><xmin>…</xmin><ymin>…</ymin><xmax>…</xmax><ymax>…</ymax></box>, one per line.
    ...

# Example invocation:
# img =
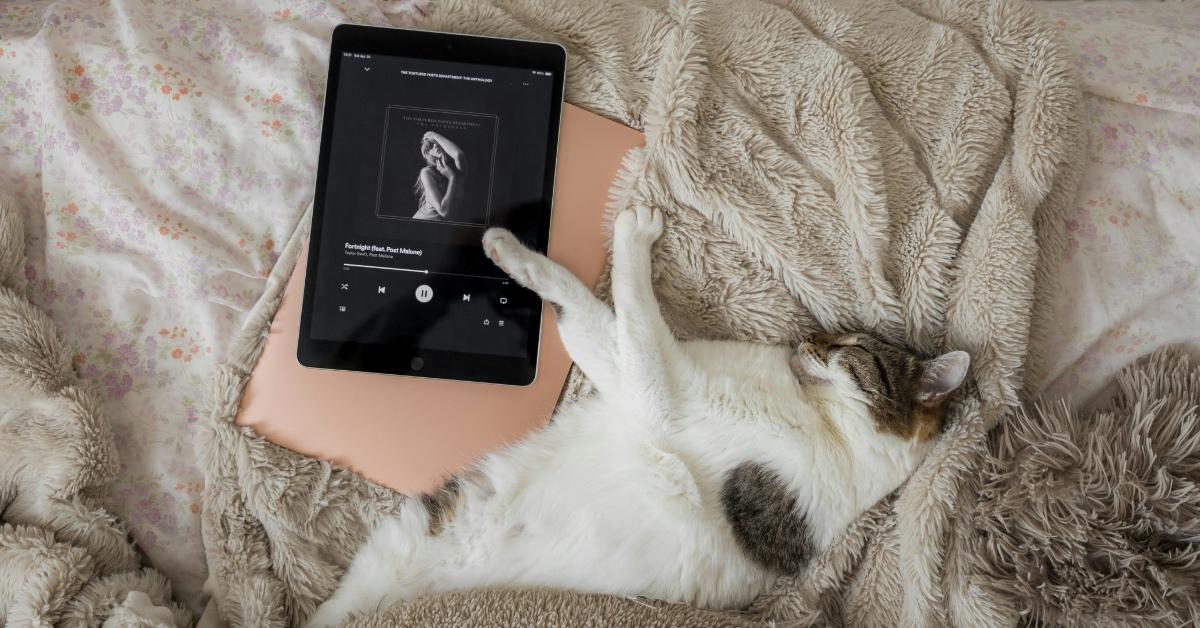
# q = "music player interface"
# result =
<box><xmin>311</xmin><ymin>52</ymin><xmax>555</xmax><ymax>358</ymax></box>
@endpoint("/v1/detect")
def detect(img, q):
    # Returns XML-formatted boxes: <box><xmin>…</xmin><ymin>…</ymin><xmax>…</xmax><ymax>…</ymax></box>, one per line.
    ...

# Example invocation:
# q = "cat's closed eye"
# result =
<box><xmin>796</xmin><ymin>334</ymin><xmax>971</xmax><ymax>440</ymax></box>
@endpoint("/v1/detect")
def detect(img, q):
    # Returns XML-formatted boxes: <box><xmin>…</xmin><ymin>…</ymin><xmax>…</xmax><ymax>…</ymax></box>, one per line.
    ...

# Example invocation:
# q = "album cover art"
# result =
<box><xmin>374</xmin><ymin>106</ymin><xmax>499</xmax><ymax>226</ymax></box>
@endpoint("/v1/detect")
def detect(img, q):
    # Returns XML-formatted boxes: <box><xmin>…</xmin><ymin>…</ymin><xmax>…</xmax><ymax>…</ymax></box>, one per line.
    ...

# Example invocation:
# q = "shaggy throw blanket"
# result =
<box><xmin>0</xmin><ymin>197</ymin><xmax>191</xmax><ymax>627</ymax></box>
<box><xmin>197</xmin><ymin>0</ymin><xmax>1197</xmax><ymax>626</ymax></box>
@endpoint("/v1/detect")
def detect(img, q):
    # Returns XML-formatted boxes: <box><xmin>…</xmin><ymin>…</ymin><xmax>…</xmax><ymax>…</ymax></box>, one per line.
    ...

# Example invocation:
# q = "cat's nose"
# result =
<box><xmin>798</xmin><ymin>338</ymin><xmax>828</xmax><ymax>362</ymax></box>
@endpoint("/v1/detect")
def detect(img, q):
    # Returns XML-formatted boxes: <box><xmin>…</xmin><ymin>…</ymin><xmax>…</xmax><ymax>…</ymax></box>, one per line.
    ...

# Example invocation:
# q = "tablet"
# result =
<box><xmin>298</xmin><ymin>25</ymin><xmax>566</xmax><ymax>386</ymax></box>
<box><xmin>240</xmin><ymin>106</ymin><xmax>644</xmax><ymax>494</ymax></box>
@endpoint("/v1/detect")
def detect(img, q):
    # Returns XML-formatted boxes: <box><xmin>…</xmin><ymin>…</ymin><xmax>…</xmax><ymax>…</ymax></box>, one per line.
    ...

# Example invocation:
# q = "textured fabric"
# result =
<box><xmin>0</xmin><ymin>0</ymin><xmax>429</xmax><ymax>612</ymax></box>
<box><xmin>0</xmin><ymin>0</ymin><xmax>1197</xmax><ymax>616</ymax></box>
<box><xmin>2</xmin><ymin>0</ymin><xmax>1197</xmax><ymax>615</ymax></box>
<box><xmin>339</xmin><ymin>589</ymin><xmax>763</xmax><ymax>628</ymax></box>
<box><xmin>1030</xmin><ymin>1</ymin><xmax>1200</xmax><ymax>404</ymax></box>
<box><xmin>977</xmin><ymin>346</ymin><xmax>1200</xmax><ymax>625</ymax></box>
<box><xmin>197</xmin><ymin>0</ymin><xmax>1101</xmax><ymax>626</ymax></box>
<box><xmin>0</xmin><ymin>197</ymin><xmax>189</xmax><ymax>627</ymax></box>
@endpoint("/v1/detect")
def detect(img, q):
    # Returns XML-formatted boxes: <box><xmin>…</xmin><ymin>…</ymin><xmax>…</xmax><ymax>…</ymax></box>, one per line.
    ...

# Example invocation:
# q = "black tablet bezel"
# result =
<box><xmin>297</xmin><ymin>24</ymin><xmax>566</xmax><ymax>386</ymax></box>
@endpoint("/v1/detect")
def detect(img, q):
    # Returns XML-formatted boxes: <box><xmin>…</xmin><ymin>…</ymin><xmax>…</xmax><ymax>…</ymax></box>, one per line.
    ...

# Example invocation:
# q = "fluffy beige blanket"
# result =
<box><xmin>196</xmin><ymin>0</ymin><xmax>1189</xmax><ymax>625</ymax></box>
<box><xmin>0</xmin><ymin>197</ymin><xmax>191</xmax><ymax>627</ymax></box>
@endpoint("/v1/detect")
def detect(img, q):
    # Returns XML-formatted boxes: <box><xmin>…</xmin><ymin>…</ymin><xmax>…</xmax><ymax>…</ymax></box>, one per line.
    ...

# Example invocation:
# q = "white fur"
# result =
<box><xmin>306</xmin><ymin>206</ymin><xmax>941</xmax><ymax>627</ymax></box>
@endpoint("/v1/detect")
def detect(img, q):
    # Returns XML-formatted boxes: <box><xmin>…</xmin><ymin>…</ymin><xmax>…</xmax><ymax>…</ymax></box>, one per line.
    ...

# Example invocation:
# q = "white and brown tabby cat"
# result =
<box><xmin>306</xmin><ymin>205</ymin><xmax>970</xmax><ymax>627</ymax></box>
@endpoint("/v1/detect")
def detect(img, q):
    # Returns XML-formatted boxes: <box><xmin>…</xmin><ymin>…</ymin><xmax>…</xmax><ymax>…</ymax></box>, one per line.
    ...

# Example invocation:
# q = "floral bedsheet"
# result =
<box><xmin>0</xmin><ymin>0</ymin><xmax>427</xmax><ymax>612</ymax></box>
<box><xmin>0</xmin><ymin>0</ymin><xmax>1196</xmax><ymax>614</ymax></box>
<box><xmin>1033</xmin><ymin>2</ymin><xmax>1200</xmax><ymax>404</ymax></box>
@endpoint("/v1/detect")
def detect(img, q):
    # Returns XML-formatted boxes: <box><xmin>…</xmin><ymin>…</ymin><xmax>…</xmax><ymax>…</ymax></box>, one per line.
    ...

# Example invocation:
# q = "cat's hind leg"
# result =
<box><xmin>482</xmin><ymin>228</ymin><xmax>618</xmax><ymax>394</ymax></box>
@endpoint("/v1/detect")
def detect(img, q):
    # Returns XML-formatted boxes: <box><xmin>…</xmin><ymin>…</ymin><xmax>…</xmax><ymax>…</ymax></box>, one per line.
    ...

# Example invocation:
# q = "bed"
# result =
<box><xmin>0</xmin><ymin>0</ymin><xmax>1196</xmax><ymax>614</ymax></box>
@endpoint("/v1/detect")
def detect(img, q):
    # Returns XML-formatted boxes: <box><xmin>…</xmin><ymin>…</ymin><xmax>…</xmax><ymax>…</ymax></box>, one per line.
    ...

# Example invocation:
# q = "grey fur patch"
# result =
<box><xmin>420</xmin><ymin>477</ymin><xmax>462</xmax><ymax>536</ymax></box>
<box><xmin>721</xmin><ymin>462</ymin><xmax>813</xmax><ymax>575</ymax></box>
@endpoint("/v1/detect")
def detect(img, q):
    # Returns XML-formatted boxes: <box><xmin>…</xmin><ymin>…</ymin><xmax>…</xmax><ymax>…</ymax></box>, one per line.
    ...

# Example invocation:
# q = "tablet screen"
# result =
<box><xmin>298</xmin><ymin>27</ymin><xmax>565</xmax><ymax>385</ymax></box>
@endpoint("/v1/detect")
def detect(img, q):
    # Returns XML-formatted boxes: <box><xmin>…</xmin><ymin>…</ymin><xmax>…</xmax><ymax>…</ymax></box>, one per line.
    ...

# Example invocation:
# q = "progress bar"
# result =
<box><xmin>343</xmin><ymin>263</ymin><xmax>508</xmax><ymax>282</ymax></box>
<box><xmin>343</xmin><ymin>263</ymin><xmax>427</xmax><ymax>274</ymax></box>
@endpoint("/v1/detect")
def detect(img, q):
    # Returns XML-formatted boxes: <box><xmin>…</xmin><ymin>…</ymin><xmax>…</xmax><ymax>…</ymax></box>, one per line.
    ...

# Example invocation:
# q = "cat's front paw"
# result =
<box><xmin>482</xmin><ymin>227</ymin><xmax>541</xmax><ymax>287</ymax></box>
<box><xmin>613</xmin><ymin>205</ymin><xmax>664</xmax><ymax>249</ymax></box>
<box><xmin>482</xmin><ymin>227</ymin><xmax>516</xmax><ymax>265</ymax></box>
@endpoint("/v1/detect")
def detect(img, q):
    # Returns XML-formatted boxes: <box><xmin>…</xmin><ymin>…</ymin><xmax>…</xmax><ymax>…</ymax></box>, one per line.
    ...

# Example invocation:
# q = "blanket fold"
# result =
<box><xmin>0</xmin><ymin>197</ymin><xmax>191</xmax><ymax>628</ymax></box>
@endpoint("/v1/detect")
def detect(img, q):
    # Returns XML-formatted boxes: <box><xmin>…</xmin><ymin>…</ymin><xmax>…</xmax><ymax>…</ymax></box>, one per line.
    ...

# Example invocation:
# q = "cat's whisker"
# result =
<box><xmin>623</xmin><ymin>596</ymin><xmax>654</xmax><ymax>608</ymax></box>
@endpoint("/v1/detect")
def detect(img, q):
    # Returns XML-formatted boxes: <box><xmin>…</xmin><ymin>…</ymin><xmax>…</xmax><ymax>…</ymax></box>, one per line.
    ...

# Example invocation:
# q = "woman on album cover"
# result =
<box><xmin>412</xmin><ymin>131</ymin><xmax>467</xmax><ymax>221</ymax></box>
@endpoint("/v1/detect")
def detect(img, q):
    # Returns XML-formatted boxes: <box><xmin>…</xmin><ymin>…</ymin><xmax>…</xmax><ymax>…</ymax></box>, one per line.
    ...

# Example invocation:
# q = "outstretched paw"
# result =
<box><xmin>483</xmin><ymin>227</ymin><xmax>551</xmax><ymax>290</ymax></box>
<box><xmin>482</xmin><ymin>227</ymin><xmax>516</xmax><ymax>264</ymax></box>
<box><xmin>613</xmin><ymin>205</ymin><xmax>664</xmax><ymax>250</ymax></box>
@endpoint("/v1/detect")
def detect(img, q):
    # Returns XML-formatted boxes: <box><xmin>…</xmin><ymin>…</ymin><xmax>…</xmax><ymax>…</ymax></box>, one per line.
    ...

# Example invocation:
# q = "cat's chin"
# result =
<box><xmin>789</xmin><ymin>352</ymin><xmax>831</xmax><ymax>387</ymax></box>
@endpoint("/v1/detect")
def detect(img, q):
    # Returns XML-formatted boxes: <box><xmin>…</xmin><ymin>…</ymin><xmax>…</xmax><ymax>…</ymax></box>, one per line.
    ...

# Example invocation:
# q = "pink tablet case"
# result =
<box><xmin>235</xmin><ymin>104</ymin><xmax>643</xmax><ymax>495</ymax></box>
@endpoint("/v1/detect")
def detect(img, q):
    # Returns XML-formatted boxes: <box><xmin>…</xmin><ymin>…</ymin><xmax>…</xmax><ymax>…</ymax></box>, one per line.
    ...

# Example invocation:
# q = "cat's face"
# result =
<box><xmin>789</xmin><ymin>333</ymin><xmax>970</xmax><ymax>441</ymax></box>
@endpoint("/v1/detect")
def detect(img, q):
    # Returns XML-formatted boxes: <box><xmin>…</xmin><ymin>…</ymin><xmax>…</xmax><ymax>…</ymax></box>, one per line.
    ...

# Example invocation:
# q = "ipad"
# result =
<box><xmin>298</xmin><ymin>25</ymin><xmax>566</xmax><ymax>385</ymax></box>
<box><xmin>240</xmin><ymin>105</ymin><xmax>643</xmax><ymax>494</ymax></box>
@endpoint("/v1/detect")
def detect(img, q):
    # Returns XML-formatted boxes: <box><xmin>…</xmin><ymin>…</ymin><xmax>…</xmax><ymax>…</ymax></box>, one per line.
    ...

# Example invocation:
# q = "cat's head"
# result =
<box><xmin>789</xmin><ymin>333</ymin><xmax>970</xmax><ymax>441</ymax></box>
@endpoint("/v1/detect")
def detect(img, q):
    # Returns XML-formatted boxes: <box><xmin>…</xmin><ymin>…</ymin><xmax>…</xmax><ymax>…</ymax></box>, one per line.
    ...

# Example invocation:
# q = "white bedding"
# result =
<box><xmin>0</xmin><ymin>0</ymin><xmax>1196</xmax><ymax>613</ymax></box>
<box><xmin>1032</xmin><ymin>2</ymin><xmax>1200</xmax><ymax>403</ymax></box>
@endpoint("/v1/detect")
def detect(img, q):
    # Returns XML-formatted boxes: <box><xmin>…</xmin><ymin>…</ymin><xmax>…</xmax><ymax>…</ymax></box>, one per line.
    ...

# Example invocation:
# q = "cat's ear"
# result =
<box><xmin>917</xmin><ymin>351</ymin><xmax>970</xmax><ymax>406</ymax></box>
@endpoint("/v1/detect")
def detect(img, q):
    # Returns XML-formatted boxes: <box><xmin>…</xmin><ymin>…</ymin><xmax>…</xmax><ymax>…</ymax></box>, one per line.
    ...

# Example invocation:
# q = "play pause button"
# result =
<box><xmin>415</xmin><ymin>284</ymin><xmax>433</xmax><ymax>303</ymax></box>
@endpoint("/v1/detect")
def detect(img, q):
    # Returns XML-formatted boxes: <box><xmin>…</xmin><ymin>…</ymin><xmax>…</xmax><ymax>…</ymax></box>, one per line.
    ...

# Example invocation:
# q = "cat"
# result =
<box><xmin>305</xmin><ymin>205</ymin><xmax>970</xmax><ymax>627</ymax></box>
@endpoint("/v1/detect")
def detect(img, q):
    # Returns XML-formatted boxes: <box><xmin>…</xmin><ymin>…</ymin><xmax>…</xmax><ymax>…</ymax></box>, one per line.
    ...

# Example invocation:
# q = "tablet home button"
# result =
<box><xmin>415</xmin><ymin>285</ymin><xmax>433</xmax><ymax>303</ymax></box>
<box><xmin>409</xmin><ymin>357</ymin><xmax>424</xmax><ymax>371</ymax></box>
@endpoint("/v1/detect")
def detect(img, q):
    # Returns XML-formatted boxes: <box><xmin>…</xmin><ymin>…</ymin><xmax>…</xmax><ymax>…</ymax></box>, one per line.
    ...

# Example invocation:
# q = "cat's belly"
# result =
<box><xmin>438</xmin><ymin>513</ymin><xmax>776</xmax><ymax>609</ymax></box>
<box><xmin>430</xmin><ymin>451</ymin><xmax>776</xmax><ymax>609</ymax></box>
